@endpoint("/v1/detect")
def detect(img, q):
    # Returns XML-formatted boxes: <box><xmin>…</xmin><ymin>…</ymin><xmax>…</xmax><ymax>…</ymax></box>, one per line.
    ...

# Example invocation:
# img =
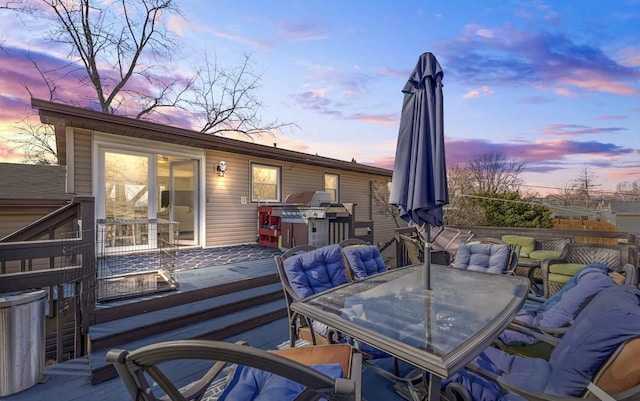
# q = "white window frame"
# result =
<box><xmin>324</xmin><ymin>173</ymin><xmax>340</xmax><ymax>203</ymax></box>
<box><xmin>251</xmin><ymin>163</ymin><xmax>281</xmax><ymax>202</ymax></box>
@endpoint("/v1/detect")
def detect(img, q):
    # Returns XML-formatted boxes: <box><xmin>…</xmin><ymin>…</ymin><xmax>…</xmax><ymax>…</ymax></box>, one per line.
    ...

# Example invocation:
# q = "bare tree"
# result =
<box><xmin>468</xmin><ymin>153</ymin><xmax>524</xmax><ymax>195</ymax></box>
<box><xmin>615</xmin><ymin>180</ymin><xmax>640</xmax><ymax>202</ymax></box>
<box><xmin>186</xmin><ymin>51</ymin><xmax>291</xmax><ymax>137</ymax></box>
<box><xmin>572</xmin><ymin>165</ymin><xmax>601</xmax><ymax>209</ymax></box>
<box><xmin>370</xmin><ymin>180</ymin><xmax>402</xmax><ymax>227</ymax></box>
<box><xmin>37</xmin><ymin>0</ymin><xmax>181</xmax><ymax>114</ymax></box>
<box><xmin>444</xmin><ymin>164</ymin><xmax>486</xmax><ymax>225</ymax></box>
<box><xmin>1</xmin><ymin>55</ymin><xmax>59</xmax><ymax>163</ymax></box>
<box><xmin>5</xmin><ymin>0</ymin><xmax>293</xmax><ymax>162</ymax></box>
<box><xmin>5</xmin><ymin>118</ymin><xmax>57</xmax><ymax>164</ymax></box>
<box><xmin>0</xmin><ymin>1</ymin><xmax>27</xmax><ymax>10</ymax></box>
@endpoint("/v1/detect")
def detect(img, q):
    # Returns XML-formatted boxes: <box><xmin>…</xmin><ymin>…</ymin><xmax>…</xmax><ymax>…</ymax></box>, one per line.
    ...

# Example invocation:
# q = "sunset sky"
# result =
<box><xmin>0</xmin><ymin>0</ymin><xmax>639</xmax><ymax>196</ymax></box>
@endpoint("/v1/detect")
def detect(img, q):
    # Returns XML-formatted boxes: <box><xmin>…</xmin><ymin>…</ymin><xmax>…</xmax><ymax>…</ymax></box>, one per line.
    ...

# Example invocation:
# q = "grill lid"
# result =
<box><xmin>283</xmin><ymin>191</ymin><xmax>333</xmax><ymax>207</ymax></box>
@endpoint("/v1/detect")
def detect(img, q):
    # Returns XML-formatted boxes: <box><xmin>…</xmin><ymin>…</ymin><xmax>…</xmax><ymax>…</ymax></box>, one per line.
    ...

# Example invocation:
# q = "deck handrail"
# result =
<box><xmin>0</xmin><ymin>196</ymin><xmax>96</xmax><ymax>364</ymax></box>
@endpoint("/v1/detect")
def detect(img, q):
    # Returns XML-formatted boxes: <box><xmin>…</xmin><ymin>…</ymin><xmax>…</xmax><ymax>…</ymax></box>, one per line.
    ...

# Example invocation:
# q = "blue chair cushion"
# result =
<box><xmin>282</xmin><ymin>244</ymin><xmax>348</xmax><ymax>299</ymax></box>
<box><xmin>447</xmin><ymin>285</ymin><xmax>640</xmax><ymax>398</ymax></box>
<box><xmin>218</xmin><ymin>362</ymin><xmax>343</xmax><ymax>401</ymax></box>
<box><xmin>343</xmin><ymin>245</ymin><xmax>387</xmax><ymax>279</ymax></box>
<box><xmin>546</xmin><ymin>285</ymin><xmax>640</xmax><ymax>396</ymax></box>
<box><xmin>453</xmin><ymin>243</ymin><xmax>510</xmax><ymax>274</ymax></box>
<box><xmin>499</xmin><ymin>263</ymin><xmax>616</xmax><ymax>345</ymax></box>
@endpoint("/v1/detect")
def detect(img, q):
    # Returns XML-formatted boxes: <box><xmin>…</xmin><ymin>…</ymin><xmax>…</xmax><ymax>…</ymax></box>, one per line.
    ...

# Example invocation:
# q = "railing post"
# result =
<box><xmin>76</xmin><ymin>196</ymin><xmax>96</xmax><ymax>335</ymax></box>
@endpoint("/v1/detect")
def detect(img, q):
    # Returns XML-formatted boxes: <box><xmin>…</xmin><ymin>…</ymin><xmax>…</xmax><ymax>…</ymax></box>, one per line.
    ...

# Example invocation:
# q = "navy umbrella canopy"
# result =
<box><xmin>389</xmin><ymin>52</ymin><xmax>449</xmax><ymax>289</ymax></box>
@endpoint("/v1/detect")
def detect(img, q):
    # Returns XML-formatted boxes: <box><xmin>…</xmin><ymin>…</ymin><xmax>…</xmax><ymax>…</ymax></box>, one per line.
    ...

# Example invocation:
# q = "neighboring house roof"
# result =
<box><xmin>609</xmin><ymin>201</ymin><xmax>640</xmax><ymax>214</ymax></box>
<box><xmin>0</xmin><ymin>162</ymin><xmax>69</xmax><ymax>199</ymax></box>
<box><xmin>31</xmin><ymin>98</ymin><xmax>393</xmax><ymax>177</ymax></box>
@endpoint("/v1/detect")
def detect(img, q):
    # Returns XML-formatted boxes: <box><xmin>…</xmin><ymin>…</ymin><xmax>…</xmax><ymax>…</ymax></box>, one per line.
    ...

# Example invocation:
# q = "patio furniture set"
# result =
<box><xmin>106</xmin><ymin>237</ymin><xmax>640</xmax><ymax>401</ymax></box>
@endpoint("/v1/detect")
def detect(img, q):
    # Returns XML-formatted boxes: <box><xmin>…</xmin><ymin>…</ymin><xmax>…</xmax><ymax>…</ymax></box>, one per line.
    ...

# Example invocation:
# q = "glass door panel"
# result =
<box><xmin>104</xmin><ymin>152</ymin><xmax>150</xmax><ymax>249</ymax></box>
<box><xmin>170</xmin><ymin>160</ymin><xmax>198</xmax><ymax>245</ymax></box>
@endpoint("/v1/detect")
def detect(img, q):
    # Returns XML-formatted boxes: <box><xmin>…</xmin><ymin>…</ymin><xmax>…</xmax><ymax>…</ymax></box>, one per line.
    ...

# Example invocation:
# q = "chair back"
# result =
<box><xmin>341</xmin><ymin>243</ymin><xmax>387</xmax><ymax>280</ymax></box>
<box><xmin>399</xmin><ymin>234</ymin><xmax>422</xmax><ymax>266</ymax></box>
<box><xmin>543</xmin><ymin>243</ymin><xmax>632</xmax><ymax>298</ymax></box>
<box><xmin>431</xmin><ymin>226</ymin><xmax>475</xmax><ymax>257</ymax></box>
<box><xmin>339</xmin><ymin>238</ymin><xmax>368</xmax><ymax>280</ymax></box>
<box><xmin>547</xmin><ymin>285</ymin><xmax>640</xmax><ymax>398</ymax></box>
<box><xmin>106</xmin><ymin>340</ymin><xmax>362</xmax><ymax>401</ymax></box>
<box><xmin>275</xmin><ymin>244</ymin><xmax>347</xmax><ymax>346</ymax></box>
<box><xmin>470</xmin><ymin>237</ymin><xmax>520</xmax><ymax>274</ymax></box>
<box><xmin>453</xmin><ymin>240</ymin><xmax>513</xmax><ymax>274</ymax></box>
<box><xmin>592</xmin><ymin>337</ymin><xmax>640</xmax><ymax>396</ymax></box>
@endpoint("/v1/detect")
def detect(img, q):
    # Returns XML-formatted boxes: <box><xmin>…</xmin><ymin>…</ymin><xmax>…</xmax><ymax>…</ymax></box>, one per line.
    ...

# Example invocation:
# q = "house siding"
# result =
<box><xmin>205</xmin><ymin>150</ymin><xmax>260</xmax><ymax>247</ymax></box>
<box><xmin>74</xmin><ymin>129</ymin><xmax>93</xmax><ymax>195</ymax></box>
<box><xmin>203</xmin><ymin>150</ymin><xmax>396</xmax><ymax>248</ymax></box>
<box><xmin>32</xmin><ymin>99</ymin><xmax>398</xmax><ymax>252</ymax></box>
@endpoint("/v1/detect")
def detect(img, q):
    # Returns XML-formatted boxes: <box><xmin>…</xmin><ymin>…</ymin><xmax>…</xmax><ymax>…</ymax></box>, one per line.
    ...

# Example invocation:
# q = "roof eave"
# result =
<box><xmin>32</xmin><ymin>98</ymin><xmax>392</xmax><ymax>177</ymax></box>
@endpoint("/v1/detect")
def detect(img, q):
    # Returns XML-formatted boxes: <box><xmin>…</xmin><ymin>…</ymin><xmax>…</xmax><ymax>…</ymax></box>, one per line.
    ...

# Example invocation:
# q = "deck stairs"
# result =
<box><xmin>49</xmin><ymin>257</ymin><xmax>287</xmax><ymax>385</ymax></box>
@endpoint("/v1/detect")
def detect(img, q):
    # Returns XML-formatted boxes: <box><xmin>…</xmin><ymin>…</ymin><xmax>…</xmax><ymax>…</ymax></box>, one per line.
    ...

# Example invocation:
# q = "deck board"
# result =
<box><xmin>90</xmin><ymin>283</ymin><xmax>283</xmax><ymax>340</ymax></box>
<box><xmin>5</xmin><ymin>316</ymin><xmax>405</xmax><ymax>401</ymax></box>
<box><xmin>3</xmin><ymin>246</ymin><xmax>405</xmax><ymax>401</ymax></box>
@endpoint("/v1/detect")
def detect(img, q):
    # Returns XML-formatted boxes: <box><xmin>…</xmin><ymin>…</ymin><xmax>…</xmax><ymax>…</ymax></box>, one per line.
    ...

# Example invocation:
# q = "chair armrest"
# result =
<box><xmin>466</xmin><ymin>362</ymin><xmax>578</xmax><ymax>401</ymax></box>
<box><xmin>621</xmin><ymin>264</ymin><xmax>638</xmax><ymax>286</ymax></box>
<box><xmin>511</xmin><ymin>318</ymin><xmax>570</xmax><ymax>337</ymax></box>
<box><xmin>505</xmin><ymin>323</ymin><xmax>562</xmax><ymax>347</ymax></box>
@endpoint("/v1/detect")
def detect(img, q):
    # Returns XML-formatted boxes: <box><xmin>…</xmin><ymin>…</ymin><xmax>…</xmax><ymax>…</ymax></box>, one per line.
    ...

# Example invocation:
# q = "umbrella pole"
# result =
<box><xmin>422</xmin><ymin>223</ymin><xmax>432</xmax><ymax>290</ymax></box>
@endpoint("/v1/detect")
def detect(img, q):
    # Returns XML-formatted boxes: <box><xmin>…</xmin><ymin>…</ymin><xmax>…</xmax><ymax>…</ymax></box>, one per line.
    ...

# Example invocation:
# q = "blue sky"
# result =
<box><xmin>1</xmin><ymin>0</ymin><xmax>639</xmax><ymax>195</ymax></box>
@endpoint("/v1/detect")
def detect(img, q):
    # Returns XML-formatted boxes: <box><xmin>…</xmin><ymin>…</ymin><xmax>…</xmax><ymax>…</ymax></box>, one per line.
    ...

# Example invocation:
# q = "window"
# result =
<box><xmin>324</xmin><ymin>173</ymin><xmax>339</xmax><ymax>202</ymax></box>
<box><xmin>251</xmin><ymin>163</ymin><xmax>281</xmax><ymax>202</ymax></box>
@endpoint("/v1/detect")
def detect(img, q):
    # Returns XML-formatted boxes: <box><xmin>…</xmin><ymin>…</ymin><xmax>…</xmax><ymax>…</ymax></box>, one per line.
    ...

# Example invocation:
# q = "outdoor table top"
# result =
<box><xmin>291</xmin><ymin>264</ymin><xmax>528</xmax><ymax>381</ymax></box>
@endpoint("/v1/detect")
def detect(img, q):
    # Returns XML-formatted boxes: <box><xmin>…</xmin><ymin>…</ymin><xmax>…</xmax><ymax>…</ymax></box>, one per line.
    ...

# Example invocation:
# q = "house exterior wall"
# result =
<box><xmin>44</xmin><ymin>115</ymin><xmax>396</xmax><ymax>251</ymax></box>
<box><xmin>74</xmin><ymin>129</ymin><xmax>93</xmax><ymax>195</ymax></box>
<box><xmin>0</xmin><ymin>202</ymin><xmax>68</xmax><ymax>239</ymax></box>
<box><xmin>613</xmin><ymin>214</ymin><xmax>640</xmax><ymax>236</ymax></box>
<box><xmin>203</xmin><ymin>149</ymin><xmax>396</xmax><ymax>248</ymax></box>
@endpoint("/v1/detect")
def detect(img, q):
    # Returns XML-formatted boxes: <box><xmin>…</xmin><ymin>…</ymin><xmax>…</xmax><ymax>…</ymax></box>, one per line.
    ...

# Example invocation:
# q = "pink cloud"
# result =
<box><xmin>541</xmin><ymin>124</ymin><xmax>626</xmax><ymax>137</ymax></box>
<box><xmin>0</xmin><ymin>141</ymin><xmax>24</xmax><ymax>161</ymax></box>
<box><xmin>277</xmin><ymin>21</ymin><xmax>328</xmax><ymax>42</ymax></box>
<box><xmin>597</xmin><ymin>115</ymin><xmax>628</xmax><ymax>121</ymax></box>
<box><xmin>347</xmin><ymin>113</ymin><xmax>398</xmax><ymax>126</ymax></box>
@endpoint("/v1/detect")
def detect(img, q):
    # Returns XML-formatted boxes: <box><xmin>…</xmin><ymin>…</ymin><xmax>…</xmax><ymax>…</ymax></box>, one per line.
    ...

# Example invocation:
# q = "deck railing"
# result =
<box><xmin>0</xmin><ymin>196</ymin><xmax>95</xmax><ymax>363</ymax></box>
<box><xmin>394</xmin><ymin>225</ymin><xmax>640</xmax><ymax>270</ymax></box>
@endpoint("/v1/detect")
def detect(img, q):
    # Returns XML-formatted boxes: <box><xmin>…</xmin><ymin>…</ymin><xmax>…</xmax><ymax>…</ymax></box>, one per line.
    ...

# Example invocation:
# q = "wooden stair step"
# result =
<box><xmin>89</xmin><ymin>283</ymin><xmax>283</xmax><ymax>351</ymax></box>
<box><xmin>89</xmin><ymin>299</ymin><xmax>287</xmax><ymax>384</ymax></box>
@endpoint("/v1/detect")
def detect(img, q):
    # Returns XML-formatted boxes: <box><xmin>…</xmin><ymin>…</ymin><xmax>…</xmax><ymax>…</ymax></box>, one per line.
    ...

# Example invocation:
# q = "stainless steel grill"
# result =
<box><xmin>272</xmin><ymin>191</ymin><xmax>350</xmax><ymax>223</ymax></box>
<box><xmin>270</xmin><ymin>191</ymin><xmax>351</xmax><ymax>248</ymax></box>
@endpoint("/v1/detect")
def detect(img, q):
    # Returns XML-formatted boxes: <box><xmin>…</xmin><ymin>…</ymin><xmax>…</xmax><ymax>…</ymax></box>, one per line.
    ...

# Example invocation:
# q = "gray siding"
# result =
<box><xmin>74</xmin><ymin>129</ymin><xmax>93</xmax><ymax>195</ymax></box>
<box><xmin>205</xmin><ymin>151</ymin><xmax>259</xmax><ymax>247</ymax></box>
<box><xmin>204</xmin><ymin>150</ymin><xmax>396</xmax><ymax>249</ymax></box>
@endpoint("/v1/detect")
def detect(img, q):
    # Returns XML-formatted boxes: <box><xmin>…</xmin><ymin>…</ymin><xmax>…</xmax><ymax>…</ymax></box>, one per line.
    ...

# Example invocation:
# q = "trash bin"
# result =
<box><xmin>0</xmin><ymin>290</ymin><xmax>46</xmax><ymax>397</ymax></box>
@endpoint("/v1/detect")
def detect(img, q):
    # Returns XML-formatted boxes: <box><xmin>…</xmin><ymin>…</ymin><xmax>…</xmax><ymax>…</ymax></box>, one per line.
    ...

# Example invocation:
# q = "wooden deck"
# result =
<box><xmin>3</xmin><ymin>248</ymin><xmax>406</xmax><ymax>401</ymax></box>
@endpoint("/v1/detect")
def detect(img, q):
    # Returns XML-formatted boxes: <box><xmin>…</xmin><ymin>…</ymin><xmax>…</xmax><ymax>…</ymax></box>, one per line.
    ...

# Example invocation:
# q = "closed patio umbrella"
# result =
<box><xmin>389</xmin><ymin>52</ymin><xmax>449</xmax><ymax>290</ymax></box>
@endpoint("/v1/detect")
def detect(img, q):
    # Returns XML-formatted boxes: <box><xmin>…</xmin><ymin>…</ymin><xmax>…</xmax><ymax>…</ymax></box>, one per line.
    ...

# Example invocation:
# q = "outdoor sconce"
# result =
<box><xmin>216</xmin><ymin>161</ymin><xmax>227</xmax><ymax>177</ymax></box>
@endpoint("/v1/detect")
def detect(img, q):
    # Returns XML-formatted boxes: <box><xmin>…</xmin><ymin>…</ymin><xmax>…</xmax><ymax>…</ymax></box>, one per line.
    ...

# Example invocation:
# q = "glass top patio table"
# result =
<box><xmin>290</xmin><ymin>263</ymin><xmax>529</xmax><ymax>380</ymax></box>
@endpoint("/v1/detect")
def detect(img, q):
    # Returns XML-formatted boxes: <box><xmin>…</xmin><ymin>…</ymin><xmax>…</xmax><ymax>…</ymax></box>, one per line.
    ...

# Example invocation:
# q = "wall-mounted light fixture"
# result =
<box><xmin>216</xmin><ymin>161</ymin><xmax>227</xmax><ymax>177</ymax></box>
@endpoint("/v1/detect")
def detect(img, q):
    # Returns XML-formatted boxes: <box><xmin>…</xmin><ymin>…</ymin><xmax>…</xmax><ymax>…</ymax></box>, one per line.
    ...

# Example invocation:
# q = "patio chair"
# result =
<box><xmin>398</xmin><ymin>233</ymin><xmax>451</xmax><ymax>267</ymax></box>
<box><xmin>277</xmin><ymin>243</ymin><xmax>423</xmax><ymax>398</ymax></box>
<box><xmin>496</xmin><ymin>263</ymin><xmax>637</xmax><ymax>360</ymax></box>
<box><xmin>106</xmin><ymin>340</ymin><xmax>362</xmax><ymax>401</ymax></box>
<box><xmin>275</xmin><ymin>244</ymin><xmax>348</xmax><ymax>347</ymax></box>
<box><xmin>541</xmin><ymin>242</ymin><xmax>634</xmax><ymax>298</ymax></box>
<box><xmin>452</xmin><ymin>238</ymin><xmax>518</xmax><ymax>275</ymax></box>
<box><xmin>399</xmin><ymin>234</ymin><xmax>422</xmax><ymax>266</ymax></box>
<box><xmin>339</xmin><ymin>238</ymin><xmax>387</xmax><ymax>280</ymax></box>
<box><xmin>443</xmin><ymin>284</ymin><xmax>640</xmax><ymax>401</ymax></box>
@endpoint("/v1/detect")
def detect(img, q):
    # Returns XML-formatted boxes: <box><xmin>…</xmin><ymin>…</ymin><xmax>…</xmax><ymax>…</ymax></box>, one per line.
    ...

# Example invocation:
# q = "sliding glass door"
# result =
<box><xmin>170</xmin><ymin>160</ymin><xmax>198</xmax><ymax>245</ymax></box>
<box><xmin>103</xmin><ymin>151</ymin><xmax>153</xmax><ymax>250</ymax></box>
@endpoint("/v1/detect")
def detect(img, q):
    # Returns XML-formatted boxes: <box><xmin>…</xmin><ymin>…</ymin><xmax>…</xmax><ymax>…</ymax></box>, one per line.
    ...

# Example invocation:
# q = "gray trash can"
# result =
<box><xmin>0</xmin><ymin>290</ymin><xmax>46</xmax><ymax>397</ymax></box>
